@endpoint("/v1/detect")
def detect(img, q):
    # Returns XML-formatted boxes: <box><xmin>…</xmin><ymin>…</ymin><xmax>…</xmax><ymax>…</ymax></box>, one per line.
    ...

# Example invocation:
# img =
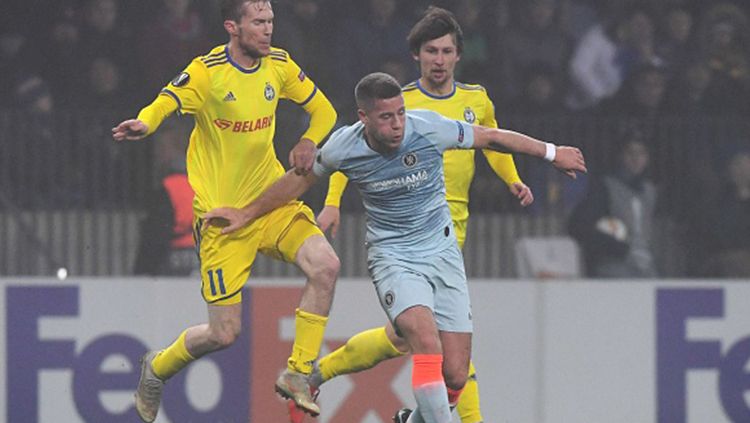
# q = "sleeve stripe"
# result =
<box><xmin>456</xmin><ymin>82</ymin><xmax>485</xmax><ymax>91</ymax></box>
<box><xmin>160</xmin><ymin>88</ymin><xmax>183</xmax><ymax>114</ymax></box>
<box><xmin>206</xmin><ymin>60</ymin><xmax>228</xmax><ymax>68</ymax></box>
<box><xmin>297</xmin><ymin>85</ymin><xmax>318</xmax><ymax>106</ymax></box>
<box><xmin>202</xmin><ymin>54</ymin><xmax>227</xmax><ymax>65</ymax></box>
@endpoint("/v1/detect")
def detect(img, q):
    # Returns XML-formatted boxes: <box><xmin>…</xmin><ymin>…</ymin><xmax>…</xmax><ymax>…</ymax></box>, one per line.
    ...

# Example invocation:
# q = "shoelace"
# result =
<box><xmin>142</xmin><ymin>378</ymin><xmax>163</xmax><ymax>404</ymax></box>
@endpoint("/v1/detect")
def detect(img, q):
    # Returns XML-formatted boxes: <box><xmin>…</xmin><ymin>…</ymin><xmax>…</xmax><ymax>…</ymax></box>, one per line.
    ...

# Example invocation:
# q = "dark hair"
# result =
<box><xmin>407</xmin><ymin>6</ymin><xmax>464</xmax><ymax>55</ymax></box>
<box><xmin>220</xmin><ymin>0</ymin><xmax>269</xmax><ymax>22</ymax></box>
<box><xmin>355</xmin><ymin>72</ymin><xmax>402</xmax><ymax>110</ymax></box>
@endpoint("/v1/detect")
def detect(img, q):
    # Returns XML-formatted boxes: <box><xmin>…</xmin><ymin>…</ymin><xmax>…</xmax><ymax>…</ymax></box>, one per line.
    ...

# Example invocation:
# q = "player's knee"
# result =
<box><xmin>443</xmin><ymin>362</ymin><xmax>469</xmax><ymax>391</ymax></box>
<box><xmin>408</xmin><ymin>332</ymin><xmax>441</xmax><ymax>354</ymax></box>
<box><xmin>444</xmin><ymin>371</ymin><xmax>468</xmax><ymax>391</ymax></box>
<box><xmin>311</xmin><ymin>250</ymin><xmax>340</xmax><ymax>285</ymax></box>
<box><xmin>209</xmin><ymin>322</ymin><xmax>241</xmax><ymax>349</ymax></box>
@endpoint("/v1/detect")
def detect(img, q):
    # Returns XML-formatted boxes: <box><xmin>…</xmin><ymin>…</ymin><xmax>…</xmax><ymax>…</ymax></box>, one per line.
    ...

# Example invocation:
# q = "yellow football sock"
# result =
<box><xmin>457</xmin><ymin>361</ymin><xmax>483</xmax><ymax>423</ymax></box>
<box><xmin>151</xmin><ymin>330</ymin><xmax>195</xmax><ymax>380</ymax></box>
<box><xmin>288</xmin><ymin>308</ymin><xmax>328</xmax><ymax>374</ymax></box>
<box><xmin>319</xmin><ymin>326</ymin><xmax>405</xmax><ymax>383</ymax></box>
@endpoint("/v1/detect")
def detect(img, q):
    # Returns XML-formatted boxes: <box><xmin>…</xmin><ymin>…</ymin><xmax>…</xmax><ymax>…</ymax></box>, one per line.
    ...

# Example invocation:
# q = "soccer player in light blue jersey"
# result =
<box><xmin>202</xmin><ymin>72</ymin><xmax>586</xmax><ymax>423</ymax></box>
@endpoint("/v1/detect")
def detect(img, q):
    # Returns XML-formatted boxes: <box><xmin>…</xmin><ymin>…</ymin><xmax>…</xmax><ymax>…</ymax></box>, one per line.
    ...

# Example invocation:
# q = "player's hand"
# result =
<box><xmin>112</xmin><ymin>119</ymin><xmax>149</xmax><ymax>141</ymax></box>
<box><xmin>552</xmin><ymin>146</ymin><xmax>587</xmax><ymax>179</ymax></box>
<box><xmin>290</xmin><ymin>138</ymin><xmax>316</xmax><ymax>175</ymax></box>
<box><xmin>317</xmin><ymin>205</ymin><xmax>341</xmax><ymax>239</ymax></box>
<box><xmin>509</xmin><ymin>182</ymin><xmax>534</xmax><ymax>207</ymax></box>
<box><xmin>202</xmin><ymin>207</ymin><xmax>252</xmax><ymax>234</ymax></box>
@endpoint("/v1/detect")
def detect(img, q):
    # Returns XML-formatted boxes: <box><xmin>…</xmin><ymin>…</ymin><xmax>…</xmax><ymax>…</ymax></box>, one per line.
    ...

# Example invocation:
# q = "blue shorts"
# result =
<box><xmin>367</xmin><ymin>245</ymin><xmax>473</xmax><ymax>333</ymax></box>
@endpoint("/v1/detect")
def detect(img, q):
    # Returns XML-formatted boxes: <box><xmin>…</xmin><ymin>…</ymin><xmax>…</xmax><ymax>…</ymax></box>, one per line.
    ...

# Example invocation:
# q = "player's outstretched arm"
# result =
<box><xmin>112</xmin><ymin>119</ymin><xmax>149</xmax><ymax>141</ymax></box>
<box><xmin>112</xmin><ymin>93</ymin><xmax>179</xmax><ymax>141</ymax></box>
<box><xmin>472</xmin><ymin>126</ymin><xmax>587</xmax><ymax>178</ymax></box>
<box><xmin>203</xmin><ymin>171</ymin><xmax>319</xmax><ymax>234</ymax></box>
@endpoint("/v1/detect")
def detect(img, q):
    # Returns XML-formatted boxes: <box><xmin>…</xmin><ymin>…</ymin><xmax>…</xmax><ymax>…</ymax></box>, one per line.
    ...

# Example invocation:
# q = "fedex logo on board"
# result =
<box><xmin>5</xmin><ymin>286</ymin><xmax>249</xmax><ymax>423</ymax></box>
<box><xmin>4</xmin><ymin>284</ymin><xmax>408</xmax><ymax>422</ymax></box>
<box><xmin>657</xmin><ymin>288</ymin><xmax>750</xmax><ymax>423</ymax></box>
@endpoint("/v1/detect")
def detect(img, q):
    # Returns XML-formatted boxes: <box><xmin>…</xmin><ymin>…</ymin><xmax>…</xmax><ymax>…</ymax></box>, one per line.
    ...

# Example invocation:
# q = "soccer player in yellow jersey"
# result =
<box><xmin>112</xmin><ymin>1</ymin><xmax>339</xmax><ymax>421</ymax></box>
<box><xmin>293</xmin><ymin>7</ymin><xmax>533</xmax><ymax>423</ymax></box>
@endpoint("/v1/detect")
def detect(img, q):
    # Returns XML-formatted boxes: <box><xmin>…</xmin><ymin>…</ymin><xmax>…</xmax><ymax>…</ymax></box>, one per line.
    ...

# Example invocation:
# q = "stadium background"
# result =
<box><xmin>1</xmin><ymin>0</ymin><xmax>750</xmax><ymax>422</ymax></box>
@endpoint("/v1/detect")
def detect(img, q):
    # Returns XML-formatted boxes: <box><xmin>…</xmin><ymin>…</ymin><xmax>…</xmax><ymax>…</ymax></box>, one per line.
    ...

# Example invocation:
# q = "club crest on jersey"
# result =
<box><xmin>463</xmin><ymin>107</ymin><xmax>476</xmax><ymax>124</ymax></box>
<box><xmin>264</xmin><ymin>82</ymin><xmax>275</xmax><ymax>101</ymax></box>
<box><xmin>171</xmin><ymin>72</ymin><xmax>190</xmax><ymax>87</ymax></box>
<box><xmin>384</xmin><ymin>290</ymin><xmax>395</xmax><ymax>308</ymax></box>
<box><xmin>402</xmin><ymin>152</ymin><xmax>418</xmax><ymax>168</ymax></box>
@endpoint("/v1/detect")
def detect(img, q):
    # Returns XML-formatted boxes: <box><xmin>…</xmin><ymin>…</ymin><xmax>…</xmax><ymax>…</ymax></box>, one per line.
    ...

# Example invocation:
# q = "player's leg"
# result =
<box><xmin>312</xmin><ymin>321</ymin><xmax>408</xmax><ymax>387</ymax></box>
<box><xmin>371</xmin><ymin>254</ymin><xmax>451</xmax><ymax>423</ymax></box>
<box><xmin>288</xmin><ymin>322</ymin><xmax>408</xmax><ymax>422</ymax></box>
<box><xmin>456</xmin><ymin>361</ymin><xmax>483</xmax><ymax>422</ymax></box>
<box><xmin>402</xmin><ymin>330</ymin><xmax>470</xmax><ymax>423</ymax></box>
<box><xmin>261</xmin><ymin>202</ymin><xmax>340</xmax><ymax>416</ymax></box>
<box><xmin>136</xmin><ymin>217</ymin><xmax>256</xmax><ymax>422</ymax></box>
<box><xmin>450</xmin><ymin>216</ymin><xmax>484</xmax><ymax>422</ymax></box>
<box><xmin>396</xmin><ymin>306</ymin><xmax>451</xmax><ymax>423</ymax></box>
<box><xmin>419</xmin><ymin>244</ymin><xmax>473</xmax><ymax>423</ymax></box>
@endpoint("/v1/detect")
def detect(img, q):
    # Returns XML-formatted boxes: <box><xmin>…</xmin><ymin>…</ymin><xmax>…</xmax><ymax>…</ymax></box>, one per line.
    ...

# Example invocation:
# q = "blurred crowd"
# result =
<box><xmin>2</xmin><ymin>0</ymin><xmax>750</xmax><ymax>117</ymax></box>
<box><xmin>1</xmin><ymin>0</ymin><xmax>749</xmax><ymax>277</ymax></box>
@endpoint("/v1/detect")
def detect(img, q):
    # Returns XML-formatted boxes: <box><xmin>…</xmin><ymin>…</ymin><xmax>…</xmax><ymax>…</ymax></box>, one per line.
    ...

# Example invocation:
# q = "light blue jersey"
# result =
<box><xmin>313</xmin><ymin>110</ymin><xmax>475</xmax><ymax>257</ymax></box>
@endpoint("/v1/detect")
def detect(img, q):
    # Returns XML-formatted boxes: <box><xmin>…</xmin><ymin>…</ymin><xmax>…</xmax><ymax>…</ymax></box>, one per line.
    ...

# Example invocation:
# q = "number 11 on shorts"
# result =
<box><xmin>207</xmin><ymin>269</ymin><xmax>226</xmax><ymax>296</ymax></box>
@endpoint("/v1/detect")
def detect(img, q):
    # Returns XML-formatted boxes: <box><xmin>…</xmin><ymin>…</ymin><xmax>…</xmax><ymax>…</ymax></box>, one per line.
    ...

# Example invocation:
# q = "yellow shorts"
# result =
<box><xmin>193</xmin><ymin>201</ymin><xmax>322</xmax><ymax>305</ymax></box>
<box><xmin>447</xmin><ymin>200</ymin><xmax>469</xmax><ymax>250</ymax></box>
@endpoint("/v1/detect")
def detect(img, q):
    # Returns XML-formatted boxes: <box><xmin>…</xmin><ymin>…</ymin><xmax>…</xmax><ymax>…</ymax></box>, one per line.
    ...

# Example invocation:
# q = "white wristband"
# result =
<box><xmin>544</xmin><ymin>142</ymin><xmax>556</xmax><ymax>162</ymax></box>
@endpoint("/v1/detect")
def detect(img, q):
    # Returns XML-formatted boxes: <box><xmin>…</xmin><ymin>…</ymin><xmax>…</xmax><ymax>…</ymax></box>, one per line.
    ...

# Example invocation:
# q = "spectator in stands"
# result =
<box><xmin>79</xmin><ymin>56</ymin><xmax>132</xmax><ymax>109</ymax></box>
<box><xmin>272</xmin><ymin>0</ymin><xmax>331</xmax><ymax>88</ymax></box>
<box><xmin>558</xmin><ymin>0</ymin><xmax>600</xmax><ymax>42</ymax></box>
<box><xmin>134</xmin><ymin>120</ymin><xmax>197</xmax><ymax>276</ymax></box>
<box><xmin>693</xmin><ymin>3</ymin><xmax>750</xmax><ymax>116</ymax></box>
<box><xmin>597</xmin><ymin>63</ymin><xmax>667</xmax><ymax>118</ymax></box>
<box><xmin>43</xmin><ymin>3</ymin><xmax>85</xmax><ymax>107</ymax></box>
<box><xmin>566</xmin><ymin>7</ymin><xmax>662</xmax><ymax>111</ymax></box>
<box><xmin>689</xmin><ymin>145</ymin><xmax>750</xmax><ymax>277</ymax></box>
<box><xmin>10</xmin><ymin>75</ymin><xmax>59</xmax><ymax>207</ymax></box>
<box><xmin>656</xmin><ymin>6</ymin><xmax>694</xmax><ymax>73</ymax></box>
<box><xmin>509</xmin><ymin>63</ymin><xmax>567</xmax><ymax>115</ymax></box>
<box><xmin>138</xmin><ymin>0</ymin><xmax>212</xmax><ymax>94</ymax></box>
<box><xmin>493</xmin><ymin>0</ymin><xmax>571</xmax><ymax>101</ymax></box>
<box><xmin>453</xmin><ymin>0</ymin><xmax>491</xmax><ymax>85</ymax></box>
<box><xmin>79</xmin><ymin>0</ymin><xmax>132</xmax><ymax>60</ymax></box>
<box><xmin>0</xmin><ymin>24</ymin><xmax>37</xmax><ymax>107</ymax></box>
<box><xmin>568</xmin><ymin>128</ymin><xmax>659</xmax><ymax>278</ymax></box>
<box><xmin>333</xmin><ymin>0</ymin><xmax>414</xmax><ymax>112</ymax></box>
<box><xmin>663</xmin><ymin>60</ymin><xmax>715</xmax><ymax>115</ymax></box>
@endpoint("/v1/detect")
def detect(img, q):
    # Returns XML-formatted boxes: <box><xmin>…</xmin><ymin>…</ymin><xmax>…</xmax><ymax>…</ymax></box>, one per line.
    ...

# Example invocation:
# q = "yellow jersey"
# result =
<box><xmin>326</xmin><ymin>80</ymin><xmax>521</xmax><ymax>223</ymax></box>
<box><xmin>140</xmin><ymin>44</ymin><xmax>334</xmax><ymax>214</ymax></box>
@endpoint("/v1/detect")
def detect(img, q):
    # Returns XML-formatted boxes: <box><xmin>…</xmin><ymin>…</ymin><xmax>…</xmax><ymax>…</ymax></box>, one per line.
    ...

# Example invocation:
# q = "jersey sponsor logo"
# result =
<box><xmin>214</xmin><ymin>119</ymin><xmax>232</xmax><ymax>130</ymax></box>
<box><xmin>402</xmin><ymin>152</ymin><xmax>418</xmax><ymax>168</ymax></box>
<box><xmin>213</xmin><ymin>115</ymin><xmax>274</xmax><ymax>132</ymax></box>
<box><xmin>456</xmin><ymin>121</ymin><xmax>465</xmax><ymax>143</ymax></box>
<box><xmin>171</xmin><ymin>72</ymin><xmax>190</xmax><ymax>87</ymax></box>
<box><xmin>264</xmin><ymin>82</ymin><xmax>275</xmax><ymax>101</ymax></box>
<box><xmin>367</xmin><ymin>169</ymin><xmax>428</xmax><ymax>192</ymax></box>
<box><xmin>463</xmin><ymin>107</ymin><xmax>476</xmax><ymax>124</ymax></box>
<box><xmin>223</xmin><ymin>91</ymin><xmax>237</xmax><ymax>102</ymax></box>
